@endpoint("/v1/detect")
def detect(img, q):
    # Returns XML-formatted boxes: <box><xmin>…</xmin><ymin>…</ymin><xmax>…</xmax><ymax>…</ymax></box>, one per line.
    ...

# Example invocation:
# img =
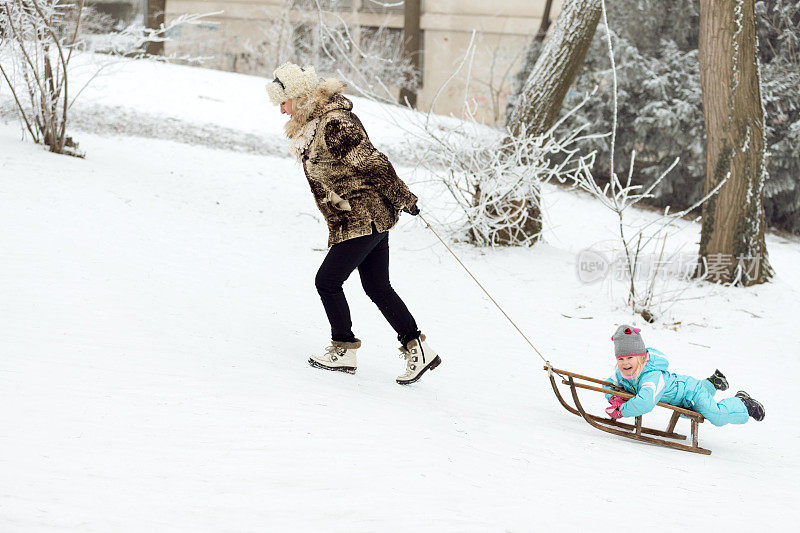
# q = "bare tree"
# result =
<box><xmin>146</xmin><ymin>0</ymin><xmax>165</xmax><ymax>55</ymax></box>
<box><xmin>469</xmin><ymin>34</ymin><xmax>533</xmax><ymax>126</ymax></box>
<box><xmin>376</xmin><ymin>33</ymin><xmax>603</xmax><ymax>248</ymax></box>
<box><xmin>534</xmin><ymin>0</ymin><xmax>554</xmax><ymax>43</ymax></box>
<box><xmin>506</xmin><ymin>0</ymin><xmax>602</xmax><ymax>136</ymax></box>
<box><xmin>467</xmin><ymin>0</ymin><xmax>601</xmax><ymax>244</ymax></box>
<box><xmin>300</xmin><ymin>0</ymin><xmax>418</xmax><ymax>104</ymax></box>
<box><xmin>399</xmin><ymin>0</ymin><xmax>421</xmax><ymax>107</ymax></box>
<box><xmin>697</xmin><ymin>0</ymin><xmax>773</xmax><ymax>285</ymax></box>
<box><xmin>0</xmin><ymin>0</ymin><xmax>88</xmax><ymax>156</ymax></box>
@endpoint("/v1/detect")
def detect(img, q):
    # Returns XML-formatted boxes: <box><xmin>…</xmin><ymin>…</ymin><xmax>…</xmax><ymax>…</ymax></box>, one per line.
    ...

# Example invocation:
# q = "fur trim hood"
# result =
<box><xmin>284</xmin><ymin>78</ymin><xmax>350</xmax><ymax>139</ymax></box>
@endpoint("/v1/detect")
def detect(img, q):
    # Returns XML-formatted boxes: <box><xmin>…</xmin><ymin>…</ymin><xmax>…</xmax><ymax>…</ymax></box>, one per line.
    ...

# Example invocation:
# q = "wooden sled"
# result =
<box><xmin>544</xmin><ymin>364</ymin><xmax>711</xmax><ymax>455</ymax></box>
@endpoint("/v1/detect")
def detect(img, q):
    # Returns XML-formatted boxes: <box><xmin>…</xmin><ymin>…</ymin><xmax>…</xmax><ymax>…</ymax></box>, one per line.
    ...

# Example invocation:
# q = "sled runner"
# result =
<box><xmin>544</xmin><ymin>364</ymin><xmax>712</xmax><ymax>455</ymax></box>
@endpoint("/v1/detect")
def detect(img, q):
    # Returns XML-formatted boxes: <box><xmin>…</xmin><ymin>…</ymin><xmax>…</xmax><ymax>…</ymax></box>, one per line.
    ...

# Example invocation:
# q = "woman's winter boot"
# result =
<box><xmin>396</xmin><ymin>334</ymin><xmax>441</xmax><ymax>385</ymax></box>
<box><xmin>308</xmin><ymin>339</ymin><xmax>361</xmax><ymax>374</ymax></box>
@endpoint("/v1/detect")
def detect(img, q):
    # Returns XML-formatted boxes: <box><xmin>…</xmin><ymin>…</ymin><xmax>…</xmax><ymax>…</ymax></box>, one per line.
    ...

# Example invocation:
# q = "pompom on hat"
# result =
<box><xmin>266</xmin><ymin>62</ymin><xmax>319</xmax><ymax>105</ymax></box>
<box><xmin>611</xmin><ymin>324</ymin><xmax>647</xmax><ymax>359</ymax></box>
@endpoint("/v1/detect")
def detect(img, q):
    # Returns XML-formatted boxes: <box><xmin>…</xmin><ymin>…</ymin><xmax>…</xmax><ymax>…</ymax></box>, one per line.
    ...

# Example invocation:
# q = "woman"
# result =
<box><xmin>266</xmin><ymin>62</ymin><xmax>441</xmax><ymax>385</ymax></box>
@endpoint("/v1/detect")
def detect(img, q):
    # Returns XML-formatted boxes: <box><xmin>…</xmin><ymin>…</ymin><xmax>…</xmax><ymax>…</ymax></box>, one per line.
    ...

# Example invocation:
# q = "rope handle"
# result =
<box><xmin>418</xmin><ymin>213</ymin><xmax>552</xmax><ymax>368</ymax></box>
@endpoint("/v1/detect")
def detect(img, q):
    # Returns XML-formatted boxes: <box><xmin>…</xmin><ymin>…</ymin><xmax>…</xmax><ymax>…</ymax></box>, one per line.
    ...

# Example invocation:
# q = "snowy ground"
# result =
<box><xmin>1</xmin><ymin>57</ymin><xmax>799</xmax><ymax>532</ymax></box>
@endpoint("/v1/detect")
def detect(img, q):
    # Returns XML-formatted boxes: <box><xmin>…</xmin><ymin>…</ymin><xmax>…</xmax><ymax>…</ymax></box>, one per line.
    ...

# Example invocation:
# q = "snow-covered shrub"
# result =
<box><xmin>382</xmin><ymin>34</ymin><xmax>600</xmax><ymax>247</ymax></box>
<box><xmin>0</xmin><ymin>0</ymin><xmax>215</xmax><ymax>156</ymax></box>
<box><xmin>0</xmin><ymin>0</ymin><xmax>90</xmax><ymax>156</ymax></box>
<box><xmin>417</xmin><ymin>117</ymin><xmax>598</xmax><ymax>247</ymax></box>
<box><xmin>542</xmin><ymin>0</ymin><xmax>800</xmax><ymax>234</ymax></box>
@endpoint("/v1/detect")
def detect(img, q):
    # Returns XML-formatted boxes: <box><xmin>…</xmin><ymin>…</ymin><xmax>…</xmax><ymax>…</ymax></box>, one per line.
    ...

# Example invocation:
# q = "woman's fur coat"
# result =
<box><xmin>285</xmin><ymin>79</ymin><xmax>418</xmax><ymax>247</ymax></box>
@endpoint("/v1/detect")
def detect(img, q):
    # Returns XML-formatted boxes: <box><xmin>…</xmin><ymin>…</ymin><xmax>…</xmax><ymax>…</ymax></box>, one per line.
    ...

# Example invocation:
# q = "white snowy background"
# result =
<box><xmin>1</xmin><ymin>58</ymin><xmax>798</xmax><ymax>531</ymax></box>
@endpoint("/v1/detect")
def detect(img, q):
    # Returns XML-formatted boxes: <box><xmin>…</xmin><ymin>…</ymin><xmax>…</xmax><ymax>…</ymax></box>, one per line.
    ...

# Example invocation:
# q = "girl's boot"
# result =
<box><xmin>707</xmin><ymin>369</ymin><xmax>729</xmax><ymax>391</ymax></box>
<box><xmin>735</xmin><ymin>391</ymin><xmax>765</xmax><ymax>421</ymax></box>
<box><xmin>396</xmin><ymin>334</ymin><xmax>441</xmax><ymax>385</ymax></box>
<box><xmin>308</xmin><ymin>339</ymin><xmax>360</xmax><ymax>374</ymax></box>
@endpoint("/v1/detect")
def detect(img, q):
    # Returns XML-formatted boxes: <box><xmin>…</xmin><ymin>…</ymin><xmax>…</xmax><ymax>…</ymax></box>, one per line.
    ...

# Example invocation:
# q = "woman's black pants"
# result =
<box><xmin>315</xmin><ymin>225</ymin><xmax>420</xmax><ymax>346</ymax></box>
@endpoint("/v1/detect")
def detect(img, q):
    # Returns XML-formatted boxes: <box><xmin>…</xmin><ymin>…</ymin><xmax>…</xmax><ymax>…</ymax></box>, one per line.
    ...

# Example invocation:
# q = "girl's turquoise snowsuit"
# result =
<box><xmin>605</xmin><ymin>348</ymin><xmax>748</xmax><ymax>426</ymax></box>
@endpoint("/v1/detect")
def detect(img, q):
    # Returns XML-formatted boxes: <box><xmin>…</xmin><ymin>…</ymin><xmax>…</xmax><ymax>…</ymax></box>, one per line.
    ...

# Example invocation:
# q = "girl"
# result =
<box><xmin>265</xmin><ymin>62</ymin><xmax>441</xmax><ymax>385</ymax></box>
<box><xmin>605</xmin><ymin>325</ymin><xmax>764</xmax><ymax>425</ymax></box>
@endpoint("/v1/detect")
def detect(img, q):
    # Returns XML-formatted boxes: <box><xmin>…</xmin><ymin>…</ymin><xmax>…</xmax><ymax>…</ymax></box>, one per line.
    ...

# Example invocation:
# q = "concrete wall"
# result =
<box><xmin>164</xmin><ymin>0</ymin><xmax>561</xmax><ymax>124</ymax></box>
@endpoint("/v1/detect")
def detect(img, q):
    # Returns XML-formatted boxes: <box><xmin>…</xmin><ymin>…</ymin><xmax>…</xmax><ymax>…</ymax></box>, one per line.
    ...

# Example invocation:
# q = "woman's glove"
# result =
<box><xmin>605</xmin><ymin>395</ymin><xmax>627</xmax><ymax>419</ymax></box>
<box><xmin>403</xmin><ymin>202</ymin><xmax>420</xmax><ymax>216</ymax></box>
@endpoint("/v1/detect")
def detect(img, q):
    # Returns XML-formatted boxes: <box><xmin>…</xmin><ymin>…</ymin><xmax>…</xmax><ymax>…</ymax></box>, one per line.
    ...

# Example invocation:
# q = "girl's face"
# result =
<box><xmin>617</xmin><ymin>356</ymin><xmax>642</xmax><ymax>378</ymax></box>
<box><xmin>280</xmin><ymin>99</ymin><xmax>294</xmax><ymax>116</ymax></box>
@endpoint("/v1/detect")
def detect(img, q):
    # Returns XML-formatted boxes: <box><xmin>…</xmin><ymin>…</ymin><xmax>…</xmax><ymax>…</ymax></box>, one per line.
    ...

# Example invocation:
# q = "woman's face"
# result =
<box><xmin>280</xmin><ymin>99</ymin><xmax>294</xmax><ymax>116</ymax></box>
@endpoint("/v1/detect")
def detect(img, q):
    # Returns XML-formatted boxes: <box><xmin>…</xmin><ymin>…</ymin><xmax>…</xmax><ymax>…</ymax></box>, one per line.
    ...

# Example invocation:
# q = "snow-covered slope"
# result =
<box><xmin>1</xmin><ymin>57</ymin><xmax>798</xmax><ymax>532</ymax></box>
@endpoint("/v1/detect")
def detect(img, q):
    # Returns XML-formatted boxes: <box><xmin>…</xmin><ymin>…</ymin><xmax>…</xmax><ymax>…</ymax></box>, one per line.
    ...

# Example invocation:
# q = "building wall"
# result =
<box><xmin>88</xmin><ymin>0</ymin><xmax>146</xmax><ymax>24</ymax></box>
<box><xmin>164</xmin><ymin>0</ymin><xmax>560</xmax><ymax>124</ymax></box>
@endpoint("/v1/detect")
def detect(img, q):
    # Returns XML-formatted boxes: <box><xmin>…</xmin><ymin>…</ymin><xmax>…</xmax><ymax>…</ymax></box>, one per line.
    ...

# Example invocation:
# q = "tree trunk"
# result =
<box><xmin>487</xmin><ymin>0</ymin><xmax>600</xmax><ymax>246</ymax></box>
<box><xmin>399</xmin><ymin>0</ymin><xmax>421</xmax><ymax>107</ymax></box>
<box><xmin>698</xmin><ymin>0</ymin><xmax>772</xmax><ymax>285</ymax></box>
<box><xmin>506</xmin><ymin>0</ymin><xmax>602</xmax><ymax>137</ymax></box>
<box><xmin>146</xmin><ymin>0</ymin><xmax>166</xmax><ymax>56</ymax></box>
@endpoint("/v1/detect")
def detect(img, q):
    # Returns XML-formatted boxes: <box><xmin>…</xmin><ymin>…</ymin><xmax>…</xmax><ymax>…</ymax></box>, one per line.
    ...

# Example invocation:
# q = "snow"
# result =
<box><xmin>61</xmin><ymin>54</ymin><xmax>423</xmax><ymax>152</ymax></box>
<box><xmin>1</xmin><ymin>56</ymin><xmax>799</xmax><ymax>531</ymax></box>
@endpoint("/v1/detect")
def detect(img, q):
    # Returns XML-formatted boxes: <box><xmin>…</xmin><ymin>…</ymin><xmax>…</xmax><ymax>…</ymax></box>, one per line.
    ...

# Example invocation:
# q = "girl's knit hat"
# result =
<box><xmin>266</xmin><ymin>62</ymin><xmax>319</xmax><ymax>105</ymax></box>
<box><xmin>611</xmin><ymin>324</ymin><xmax>646</xmax><ymax>359</ymax></box>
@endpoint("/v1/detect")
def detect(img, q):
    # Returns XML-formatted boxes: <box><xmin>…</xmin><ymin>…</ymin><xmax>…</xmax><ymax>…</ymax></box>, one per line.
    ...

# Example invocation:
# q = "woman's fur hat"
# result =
<box><xmin>266</xmin><ymin>62</ymin><xmax>319</xmax><ymax>105</ymax></box>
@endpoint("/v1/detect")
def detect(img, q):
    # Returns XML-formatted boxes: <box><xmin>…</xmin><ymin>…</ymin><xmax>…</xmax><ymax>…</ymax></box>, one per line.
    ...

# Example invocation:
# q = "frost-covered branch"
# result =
<box><xmin>0</xmin><ymin>0</ymin><xmax>217</xmax><ymax>157</ymax></box>
<box><xmin>297</xmin><ymin>0</ymin><xmax>418</xmax><ymax>103</ymax></box>
<box><xmin>358</xmin><ymin>35</ymin><xmax>606</xmax><ymax>247</ymax></box>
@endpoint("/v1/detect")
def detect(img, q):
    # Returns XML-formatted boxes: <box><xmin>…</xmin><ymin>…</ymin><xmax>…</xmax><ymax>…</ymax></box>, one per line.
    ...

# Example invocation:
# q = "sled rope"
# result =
<box><xmin>419</xmin><ymin>213</ymin><xmax>555</xmax><ymax>370</ymax></box>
